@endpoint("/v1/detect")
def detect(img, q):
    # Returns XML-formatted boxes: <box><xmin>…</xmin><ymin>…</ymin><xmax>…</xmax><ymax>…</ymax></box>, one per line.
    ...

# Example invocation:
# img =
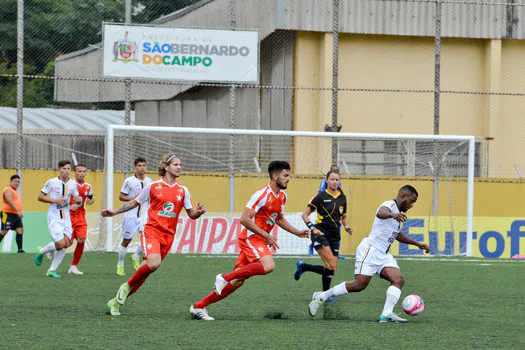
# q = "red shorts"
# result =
<box><xmin>140</xmin><ymin>227</ymin><xmax>175</xmax><ymax>261</ymax></box>
<box><xmin>71</xmin><ymin>219</ymin><xmax>87</xmax><ymax>240</ymax></box>
<box><xmin>234</xmin><ymin>236</ymin><xmax>272</xmax><ymax>269</ymax></box>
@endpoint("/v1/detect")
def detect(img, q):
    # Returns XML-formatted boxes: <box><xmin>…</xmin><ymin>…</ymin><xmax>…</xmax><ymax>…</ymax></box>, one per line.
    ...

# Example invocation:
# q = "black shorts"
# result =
<box><xmin>1</xmin><ymin>212</ymin><xmax>23</xmax><ymax>231</ymax></box>
<box><xmin>311</xmin><ymin>233</ymin><xmax>340</xmax><ymax>257</ymax></box>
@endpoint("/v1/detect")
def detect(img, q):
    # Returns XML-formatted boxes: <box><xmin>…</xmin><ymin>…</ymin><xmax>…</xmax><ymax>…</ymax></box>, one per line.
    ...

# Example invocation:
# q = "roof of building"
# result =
<box><xmin>0</xmin><ymin>107</ymin><xmax>135</xmax><ymax>131</ymax></box>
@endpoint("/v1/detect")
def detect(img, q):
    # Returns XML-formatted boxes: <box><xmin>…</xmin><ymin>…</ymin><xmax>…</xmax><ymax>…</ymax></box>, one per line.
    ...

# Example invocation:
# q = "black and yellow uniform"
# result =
<box><xmin>308</xmin><ymin>189</ymin><xmax>347</xmax><ymax>256</ymax></box>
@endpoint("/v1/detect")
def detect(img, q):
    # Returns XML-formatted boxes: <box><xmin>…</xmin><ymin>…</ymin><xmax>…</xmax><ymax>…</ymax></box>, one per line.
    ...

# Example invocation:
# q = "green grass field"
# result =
<box><xmin>1</xmin><ymin>253</ymin><xmax>524</xmax><ymax>349</ymax></box>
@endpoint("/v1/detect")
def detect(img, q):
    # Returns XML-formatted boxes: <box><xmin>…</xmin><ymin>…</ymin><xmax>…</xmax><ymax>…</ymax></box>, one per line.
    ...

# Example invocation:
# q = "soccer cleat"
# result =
<box><xmin>116</xmin><ymin>282</ymin><xmax>131</xmax><ymax>305</ymax></box>
<box><xmin>35</xmin><ymin>247</ymin><xmax>44</xmax><ymax>266</ymax></box>
<box><xmin>116</xmin><ymin>265</ymin><xmax>125</xmax><ymax>276</ymax></box>
<box><xmin>326</xmin><ymin>296</ymin><xmax>336</xmax><ymax>303</ymax></box>
<box><xmin>294</xmin><ymin>260</ymin><xmax>305</xmax><ymax>281</ymax></box>
<box><xmin>379</xmin><ymin>313</ymin><xmax>408</xmax><ymax>323</ymax></box>
<box><xmin>130</xmin><ymin>255</ymin><xmax>141</xmax><ymax>271</ymax></box>
<box><xmin>107</xmin><ymin>298</ymin><xmax>121</xmax><ymax>316</ymax></box>
<box><xmin>308</xmin><ymin>292</ymin><xmax>323</xmax><ymax>317</ymax></box>
<box><xmin>68</xmin><ymin>265</ymin><xmax>84</xmax><ymax>275</ymax></box>
<box><xmin>338</xmin><ymin>254</ymin><xmax>345</xmax><ymax>260</ymax></box>
<box><xmin>214</xmin><ymin>274</ymin><xmax>228</xmax><ymax>296</ymax></box>
<box><xmin>46</xmin><ymin>270</ymin><xmax>62</xmax><ymax>278</ymax></box>
<box><xmin>190</xmin><ymin>305</ymin><xmax>215</xmax><ymax>321</ymax></box>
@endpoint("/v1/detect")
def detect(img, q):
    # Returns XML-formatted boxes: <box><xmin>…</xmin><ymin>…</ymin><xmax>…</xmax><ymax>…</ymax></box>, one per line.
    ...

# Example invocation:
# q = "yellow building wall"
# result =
<box><xmin>294</xmin><ymin>32</ymin><xmax>525</xmax><ymax>179</ymax></box>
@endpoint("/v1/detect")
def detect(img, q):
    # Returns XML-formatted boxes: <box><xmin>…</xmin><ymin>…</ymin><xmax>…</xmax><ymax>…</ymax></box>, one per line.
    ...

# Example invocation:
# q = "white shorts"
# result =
<box><xmin>120</xmin><ymin>218</ymin><xmax>141</xmax><ymax>240</ymax></box>
<box><xmin>48</xmin><ymin>218</ymin><xmax>73</xmax><ymax>242</ymax></box>
<box><xmin>354</xmin><ymin>238</ymin><xmax>399</xmax><ymax>276</ymax></box>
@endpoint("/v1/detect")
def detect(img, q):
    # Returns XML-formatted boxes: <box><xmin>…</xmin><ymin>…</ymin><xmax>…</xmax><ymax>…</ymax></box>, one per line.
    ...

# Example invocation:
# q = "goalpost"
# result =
<box><xmin>101</xmin><ymin>125</ymin><xmax>475</xmax><ymax>256</ymax></box>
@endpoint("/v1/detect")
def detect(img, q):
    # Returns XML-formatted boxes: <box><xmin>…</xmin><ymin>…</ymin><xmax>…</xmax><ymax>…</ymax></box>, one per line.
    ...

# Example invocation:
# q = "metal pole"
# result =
<box><xmin>331</xmin><ymin>0</ymin><xmax>340</xmax><ymax>164</ymax></box>
<box><xmin>16</xmin><ymin>0</ymin><xmax>24</xmax><ymax>189</ymax></box>
<box><xmin>432</xmin><ymin>0</ymin><xmax>442</xmax><ymax>216</ymax></box>
<box><xmin>124</xmin><ymin>0</ymin><xmax>132</xmax><ymax>176</ymax></box>
<box><xmin>228</xmin><ymin>0</ymin><xmax>237</xmax><ymax>213</ymax></box>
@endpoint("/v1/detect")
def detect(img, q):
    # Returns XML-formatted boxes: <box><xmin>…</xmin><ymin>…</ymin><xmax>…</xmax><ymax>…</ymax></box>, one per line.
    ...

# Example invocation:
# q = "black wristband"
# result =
<box><xmin>306</xmin><ymin>222</ymin><xmax>315</xmax><ymax>232</ymax></box>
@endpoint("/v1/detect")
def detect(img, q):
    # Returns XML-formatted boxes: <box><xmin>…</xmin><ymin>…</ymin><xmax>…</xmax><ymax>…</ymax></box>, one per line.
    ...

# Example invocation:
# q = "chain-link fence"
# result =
<box><xmin>4</xmin><ymin>0</ymin><xmax>525</xmax><ymax>179</ymax></box>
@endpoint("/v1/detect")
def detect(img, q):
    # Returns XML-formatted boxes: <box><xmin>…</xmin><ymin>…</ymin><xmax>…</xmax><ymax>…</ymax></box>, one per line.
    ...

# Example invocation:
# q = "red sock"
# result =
<box><xmin>223</xmin><ymin>262</ymin><xmax>266</xmax><ymax>281</ymax></box>
<box><xmin>71</xmin><ymin>241</ymin><xmax>85</xmax><ymax>266</ymax></box>
<box><xmin>127</xmin><ymin>264</ymin><xmax>154</xmax><ymax>297</ymax></box>
<box><xmin>194</xmin><ymin>282</ymin><xmax>236</xmax><ymax>308</ymax></box>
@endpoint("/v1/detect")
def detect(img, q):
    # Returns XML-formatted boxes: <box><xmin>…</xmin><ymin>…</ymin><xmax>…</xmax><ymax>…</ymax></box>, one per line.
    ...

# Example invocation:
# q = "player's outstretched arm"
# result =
<box><xmin>101</xmin><ymin>199</ymin><xmax>140</xmax><ymax>217</ymax></box>
<box><xmin>276</xmin><ymin>214</ymin><xmax>310</xmax><ymax>238</ymax></box>
<box><xmin>377</xmin><ymin>206</ymin><xmax>407</xmax><ymax>222</ymax></box>
<box><xmin>186</xmin><ymin>202</ymin><xmax>206</xmax><ymax>219</ymax></box>
<box><xmin>396</xmin><ymin>232</ymin><xmax>430</xmax><ymax>253</ymax></box>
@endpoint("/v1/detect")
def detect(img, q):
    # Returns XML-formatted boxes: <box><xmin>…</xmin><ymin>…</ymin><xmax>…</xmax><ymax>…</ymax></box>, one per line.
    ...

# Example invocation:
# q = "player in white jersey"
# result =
<box><xmin>308</xmin><ymin>185</ymin><xmax>430</xmax><ymax>322</ymax></box>
<box><xmin>34</xmin><ymin>160</ymin><xmax>81</xmax><ymax>278</ymax></box>
<box><xmin>116</xmin><ymin>157</ymin><xmax>151</xmax><ymax>276</ymax></box>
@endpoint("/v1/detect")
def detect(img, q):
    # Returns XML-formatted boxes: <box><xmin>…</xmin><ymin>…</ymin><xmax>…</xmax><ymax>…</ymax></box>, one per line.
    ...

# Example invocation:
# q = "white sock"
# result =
<box><xmin>118</xmin><ymin>245</ymin><xmax>127</xmax><ymax>266</ymax></box>
<box><xmin>40</xmin><ymin>242</ymin><xmax>56</xmax><ymax>254</ymax></box>
<box><xmin>49</xmin><ymin>248</ymin><xmax>66</xmax><ymax>271</ymax></box>
<box><xmin>133</xmin><ymin>245</ymin><xmax>143</xmax><ymax>260</ymax></box>
<box><xmin>381</xmin><ymin>286</ymin><xmax>402</xmax><ymax>316</ymax></box>
<box><xmin>320</xmin><ymin>282</ymin><xmax>348</xmax><ymax>301</ymax></box>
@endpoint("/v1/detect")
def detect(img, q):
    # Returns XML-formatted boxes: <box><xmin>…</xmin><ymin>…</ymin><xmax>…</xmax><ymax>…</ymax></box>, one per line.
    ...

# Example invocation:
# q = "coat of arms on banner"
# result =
<box><xmin>112</xmin><ymin>31</ymin><xmax>138</xmax><ymax>62</ymax></box>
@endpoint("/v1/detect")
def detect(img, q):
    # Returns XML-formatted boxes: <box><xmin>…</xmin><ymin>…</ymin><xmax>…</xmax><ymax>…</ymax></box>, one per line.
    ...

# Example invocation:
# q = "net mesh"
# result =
<box><xmin>96</xmin><ymin>127</ymin><xmax>476</xmax><ymax>255</ymax></box>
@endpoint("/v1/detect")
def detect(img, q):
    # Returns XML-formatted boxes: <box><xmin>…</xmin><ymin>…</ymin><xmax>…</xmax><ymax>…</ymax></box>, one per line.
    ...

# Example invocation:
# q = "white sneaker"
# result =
<box><xmin>214</xmin><ymin>274</ymin><xmax>228</xmax><ymax>295</ymax></box>
<box><xmin>308</xmin><ymin>291</ymin><xmax>323</xmax><ymax>317</ymax></box>
<box><xmin>379</xmin><ymin>312</ymin><xmax>408</xmax><ymax>323</ymax></box>
<box><xmin>190</xmin><ymin>305</ymin><xmax>215</xmax><ymax>321</ymax></box>
<box><xmin>68</xmin><ymin>265</ymin><xmax>84</xmax><ymax>275</ymax></box>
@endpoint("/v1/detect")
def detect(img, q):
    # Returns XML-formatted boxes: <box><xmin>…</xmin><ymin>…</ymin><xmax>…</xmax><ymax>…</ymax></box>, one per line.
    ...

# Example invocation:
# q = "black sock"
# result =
<box><xmin>302</xmin><ymin>263</ymin><xmax>324</xmax><ymax>275</ymax></box>
<box><xmin>16</xmin><ymin>233</ymin><xmax>23</xmax><ymax>251</ymax></box>
<box><xmin>322</xmin><ymin>268</ymin><xmax>334</xmax><ymax>291</ymax></box>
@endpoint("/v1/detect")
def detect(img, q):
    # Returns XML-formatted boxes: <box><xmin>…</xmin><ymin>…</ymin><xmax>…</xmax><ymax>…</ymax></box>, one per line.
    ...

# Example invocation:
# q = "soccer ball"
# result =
<box><xmin>402</xmin><ymin>294</ymin><xmax>424</xmax><ymax>316</ymax></box>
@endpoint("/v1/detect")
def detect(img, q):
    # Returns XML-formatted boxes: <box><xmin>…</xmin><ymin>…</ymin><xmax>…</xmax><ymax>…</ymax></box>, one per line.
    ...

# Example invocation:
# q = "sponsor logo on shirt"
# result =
<box><xmin>158</xmin><ymin>202</ymin><xmax>177</xmax><ymax>217</ymax></box>
<box><xmin>267</xmin><ymin>212</ymin><xmax>278</xmax><ymax>225</ymax></box>
<box><xmin>56</xmin><ymin>203</ymin><xmax>69</xmax><ymax>210</ymax></box>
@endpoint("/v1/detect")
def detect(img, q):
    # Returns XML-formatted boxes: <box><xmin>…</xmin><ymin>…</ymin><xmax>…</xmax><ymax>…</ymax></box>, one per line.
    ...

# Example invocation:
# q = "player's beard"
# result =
<box><xmin>277</xmin><ymin>180</ymin><xmax>288</xmax><ymax>190</ymax></box>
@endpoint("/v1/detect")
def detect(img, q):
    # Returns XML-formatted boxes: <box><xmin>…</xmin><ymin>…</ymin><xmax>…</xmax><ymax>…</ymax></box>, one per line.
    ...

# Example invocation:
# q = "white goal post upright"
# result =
<box><xmin>105</xmin><ymin>125</ymin><xmax>475</xmax><ymax>256</ymax></box>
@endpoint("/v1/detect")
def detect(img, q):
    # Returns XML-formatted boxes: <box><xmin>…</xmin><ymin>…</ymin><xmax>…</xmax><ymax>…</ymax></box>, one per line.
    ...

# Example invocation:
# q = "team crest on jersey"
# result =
<box><xmin>339</xmin><ymin>206</ymin><xmax>344</xmax><ymax>214</ymax></box>
<box><xmin>155</xmin><ymin>184</ymin><xmax>162</xmax><ymax>190</ymax></box>
<box><xmin>158</xmin><ymin>202</ymin><xmax>176</xmax><ymax>217</ymax></box>
<box><xmin>267</xmin><ymin>212</ymin><xmax>278</xmax><ymax>225</ymax></box>
<box><xmin>178</xmin><ymin>188</ymin><xmax>184</xmax><ymax>193</ymax></box>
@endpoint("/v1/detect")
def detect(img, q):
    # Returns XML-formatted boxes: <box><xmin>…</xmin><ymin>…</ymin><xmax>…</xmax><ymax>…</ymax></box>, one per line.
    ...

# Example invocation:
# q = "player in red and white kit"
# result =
<box><xmin>190</xmin><ymin>161</ymin><xmax>310</xmax><ymax>321</ymax></box>
<box><xmin>68</xmin><ymin>164</ymin><xmax>94</xmax><ymax>275</ymax></box>
<box><xmin>102</xmin><ymin>152</ymin><xmax>206</xmax><ymax>316</ymax></box>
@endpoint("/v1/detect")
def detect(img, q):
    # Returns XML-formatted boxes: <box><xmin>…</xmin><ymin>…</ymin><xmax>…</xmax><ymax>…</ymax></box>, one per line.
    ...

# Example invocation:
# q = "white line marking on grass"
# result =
<box><xmin>182</xmin><ymin>255</ymin><xmax>525</xmax><ymax>263</ymax></box>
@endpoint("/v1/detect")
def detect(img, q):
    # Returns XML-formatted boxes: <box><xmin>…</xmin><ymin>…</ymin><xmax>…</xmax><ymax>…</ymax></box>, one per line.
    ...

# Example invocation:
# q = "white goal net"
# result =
<box><xmin>97</xmin><ymin>126</ymin><xmax>476</xmax><ymax>256</ymax></box>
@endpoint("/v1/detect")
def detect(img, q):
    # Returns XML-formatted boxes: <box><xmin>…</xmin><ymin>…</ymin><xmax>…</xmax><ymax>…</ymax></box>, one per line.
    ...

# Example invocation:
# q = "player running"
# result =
<box><xmin>190</xmin><ymin>161</ymin><xmax>310</xmax><ymax>321</ymax></box>
<box><xmin>103</xmin><ymin>153</ymin><xmax>206</xmax><ymax>316</ymax></box>
<box><xmin>307</xmin><ymin>185</ymin><xmax>430</xmax><ymax>323</ymax></box>
<box><xmin>67</xmin><ymin>164</ymin><xmax>94</xmax><ymax>275</ymax></box>
<box><xmin>116</xmin><ymin>157</ymin><xmax>151</xmax><ymax>276</ymax></box>
<box><xmin>35</xmin><ymin>160</ymin><xmax>81</xmax><ymax>278</ymax></box>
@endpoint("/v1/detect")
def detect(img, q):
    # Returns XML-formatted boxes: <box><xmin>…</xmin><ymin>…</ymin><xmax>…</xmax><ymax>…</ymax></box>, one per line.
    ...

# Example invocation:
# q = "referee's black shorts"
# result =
<box><xmin>1</xmin><ymin>211</ymin><xmax>23</xmax><ymax>231</ymax></box>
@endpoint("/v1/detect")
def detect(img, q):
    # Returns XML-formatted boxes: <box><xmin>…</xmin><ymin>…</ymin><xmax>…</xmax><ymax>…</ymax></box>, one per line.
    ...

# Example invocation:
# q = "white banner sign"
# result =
<box><xmin>103</xmin><ymin>24</ymin><xmax>259</xmax><ymax>83</ymax></box>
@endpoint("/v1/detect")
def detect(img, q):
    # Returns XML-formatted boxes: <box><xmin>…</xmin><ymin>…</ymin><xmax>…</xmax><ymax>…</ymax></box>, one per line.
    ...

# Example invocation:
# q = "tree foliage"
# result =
<box><xmin>0</xmin><ymin>0</ymin><xmax>200</xmax><ymax>107</ymax></box>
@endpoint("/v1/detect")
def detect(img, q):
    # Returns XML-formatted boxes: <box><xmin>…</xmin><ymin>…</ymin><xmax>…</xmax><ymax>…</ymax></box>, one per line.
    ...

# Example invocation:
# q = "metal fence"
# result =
<box><xmin>4</xmin><ymin>0</ymin><xmax>525</xmax><ymax>179</ymax></box>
